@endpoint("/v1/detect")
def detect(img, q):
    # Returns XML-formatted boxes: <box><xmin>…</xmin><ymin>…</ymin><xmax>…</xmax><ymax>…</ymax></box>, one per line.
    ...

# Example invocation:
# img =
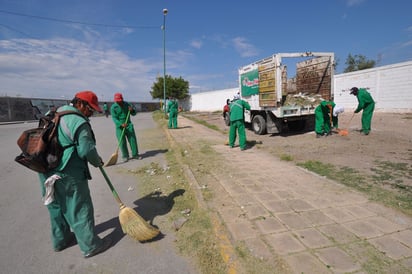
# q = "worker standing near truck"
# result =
<box><xmin>223</xmin><ymin>98</ymin><xmax>231</xmax><ymax>126</ymax></box>
<box><xmin>315</xmin><ymin>100</ymin><xmax>335</xmax><ymax>137</ymax></box>
<box><xmin>315</xmin><ymin>101</ymin><xmax>345</xmax><ymax>137</ymax></box>
<box><xmin>229</xmin><ymin>93</ymin><xmax>251</xmax><ymax>150</ymax></box>
<box><xmin>350</xmin><ymin>87</ymin><xmax>375</xmax><ymax>135</ymax></box>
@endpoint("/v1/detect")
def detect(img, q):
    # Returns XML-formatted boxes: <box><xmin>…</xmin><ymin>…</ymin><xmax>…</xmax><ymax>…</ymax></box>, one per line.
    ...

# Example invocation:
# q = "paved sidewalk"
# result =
<box><xmin>166</xmin><ymin>115</ymin><xmax>412</xmax><ymax>273</ymax></box>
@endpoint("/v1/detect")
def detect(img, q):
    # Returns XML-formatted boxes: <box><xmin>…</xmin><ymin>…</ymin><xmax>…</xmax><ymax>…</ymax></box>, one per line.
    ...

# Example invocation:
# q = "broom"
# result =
<box><xmin>105</xmin><ymin>110</ymin><xmax>131</xmax><ymax>167</ymax></box>
<box><xmin>99</xmin><ymin>166</ymin><xmax>160</xmax><ymax>242</ymax></box>
<box><xmin>338</xmin><ymin>112</ymin><xmax>356</xmax><ymax>136</ymax></box>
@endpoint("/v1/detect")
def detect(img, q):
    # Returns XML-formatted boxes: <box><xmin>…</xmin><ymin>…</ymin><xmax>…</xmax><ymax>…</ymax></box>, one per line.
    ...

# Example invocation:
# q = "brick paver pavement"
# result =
<box><xmin>166</xmin><ymin>115</ymin><xmax>412</xmax><ymax>273</ymax></box>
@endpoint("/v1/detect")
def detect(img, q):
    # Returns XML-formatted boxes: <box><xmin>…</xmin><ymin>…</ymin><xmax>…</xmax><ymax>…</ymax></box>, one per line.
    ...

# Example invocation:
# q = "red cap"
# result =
<box><xmin>75</xmin><ymin>91</ymin><xmax>102</xmax><ymax>112</ymax></box>
<box><xmin>114</xmin><ymin>92</ymin><xmax>123</xmax><ymax>102</ymax></box>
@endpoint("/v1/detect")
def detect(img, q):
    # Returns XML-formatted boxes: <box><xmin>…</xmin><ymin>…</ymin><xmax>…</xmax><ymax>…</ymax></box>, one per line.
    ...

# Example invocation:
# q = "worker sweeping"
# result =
<box><xmin>314</xmin><ymin>100</ymin><xmax>336</xmax><ymax>137</ymax></box>
<box><xmin>229</xmin><ymin>92</ymin><xmax>250</xmax><ymax>150</ymax></box>
<box><xmin>350</xmin><ymin>87</ymin><xmax>375</xmax><ymax>135</ymax></box>
<box><xmin>38</xmin><ymin>91</ymin><xmax>112</xmax><ymax>258</ymax></box>
<box><xmin>110</xmin><ymin>92</ymin><xmax>140</xmax><ymax>162</ymax></box>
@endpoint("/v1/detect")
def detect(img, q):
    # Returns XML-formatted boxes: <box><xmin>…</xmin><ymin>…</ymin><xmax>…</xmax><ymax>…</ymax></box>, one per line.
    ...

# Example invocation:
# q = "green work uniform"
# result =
<box><xmin>38</xmin><ymin>105</ymin><xmax>103</xmax><ymax>255</ymax></box>
<box><xmin>229</xmin><ymin>99</ymin><xmax>251</xmax><ymax>150</ymax></box>
<box><xmin>354</xmin><ymin>88</ymin><xmax>375</xmax><ymax>134</ymax></box>
<box><xmin>110</xmin><ymin>102</ymin><xmax>139</xmax><ymax>159</ymax></box>
<box><xmin>103</xmin><ymin>103</ymin><xmax>109</xmax><ymax>117</ymax></box>
<box><xmin>167</xmin><ymin>99</ymin><xmax>178</xmax><ymax>129</ymax></box>
<box><xmin>315</xmin><ymin>101</ymin><xmax>336</xmax><ymax>135</ymax></box>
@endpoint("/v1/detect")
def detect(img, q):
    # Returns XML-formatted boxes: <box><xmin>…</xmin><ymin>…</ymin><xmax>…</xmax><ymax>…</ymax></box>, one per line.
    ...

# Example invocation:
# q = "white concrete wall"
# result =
<box><xmin>182</xmin><ymin>88</ymin><xmax>238</xmax><ymax>112</ymax></box>
<box><xmin>333</xmin><ymin>60</ymin><xmax>412</xmax><ymax>112</ymax></box>
<box><xmin>187</xmin><ymin>61</ymin><xmax>412</xmax><ymax>113</ymax></box>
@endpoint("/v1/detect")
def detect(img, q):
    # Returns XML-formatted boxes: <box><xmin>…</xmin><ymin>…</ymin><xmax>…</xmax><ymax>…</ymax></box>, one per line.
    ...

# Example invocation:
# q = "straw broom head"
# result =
<box><xmin>119</xmin><ymin>205</ymin><xmax>160</xmax><ymax>242</ymax></box>
<box><xmin>104</xmin><ymin>151</ymin><xmax>118</xmax><ymax>167</ymax></box>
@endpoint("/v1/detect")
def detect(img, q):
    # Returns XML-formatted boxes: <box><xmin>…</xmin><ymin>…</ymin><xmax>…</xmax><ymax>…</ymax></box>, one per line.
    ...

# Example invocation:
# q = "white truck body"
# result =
<box><xmin>239</xmin><ymin>52</ymin><xmax>335</xmax><ymax>134</ymax></box>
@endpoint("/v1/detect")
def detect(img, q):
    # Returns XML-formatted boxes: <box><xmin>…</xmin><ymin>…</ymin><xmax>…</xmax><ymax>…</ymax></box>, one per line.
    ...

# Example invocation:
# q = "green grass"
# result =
<box><xmin>280</xmin><ymin>154</ymin><xmax>293</xmax><ymax>161</ymax></box>
<box><xmin>181</xmin><ymin>113</ymin><xmax>225</xmax><ymax>134</ymax></box>
<box><xmin>147</xmin><ymin>111</ymin><xmax>230</xmax><ymax>273</ymax></box>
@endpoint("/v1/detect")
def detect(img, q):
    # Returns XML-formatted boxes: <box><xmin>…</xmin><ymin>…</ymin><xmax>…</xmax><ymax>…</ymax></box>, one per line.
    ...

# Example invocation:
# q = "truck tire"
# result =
<box><xmin>252</xmin><ymin>115</ymin><xmax>266</xmax><ymax>135</ymax></box>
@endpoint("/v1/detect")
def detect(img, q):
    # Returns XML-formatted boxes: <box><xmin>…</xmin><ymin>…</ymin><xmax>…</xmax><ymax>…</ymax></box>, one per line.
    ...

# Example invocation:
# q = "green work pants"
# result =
<box><xmin>116</xmin><ymin>125</ymin><xmax>139</xmax><ymax>158</ymax></box>
<box><xmin>229</xmin><ymin>120</ymin><xmax>247</xmax><ymax>149</ymax></box>
<box><xmin>315</xmin><ymin>107</ymin><xmax>331</xmax><ymax>135</ymax></box>
<box><xmin>168</xmin><ymin>110</ymin><xmax>178</xmax><ymax>129</ymax></box>
<box><xmin>40</xmin><ymin>174</ymin><xmax>102</xmax><ymax>255</ymax></box>
<box><xmin>361</xmin><ymin>102</ymin><xmax>375</xmax><ymax>134</ymax></box>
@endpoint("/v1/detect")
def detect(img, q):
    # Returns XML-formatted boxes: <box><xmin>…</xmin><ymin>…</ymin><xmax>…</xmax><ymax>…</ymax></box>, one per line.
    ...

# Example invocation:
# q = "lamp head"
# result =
<box><xmin>163</xmin><ymin>9</ymin><xmax>168</xmax><ymax>15</ymax></box>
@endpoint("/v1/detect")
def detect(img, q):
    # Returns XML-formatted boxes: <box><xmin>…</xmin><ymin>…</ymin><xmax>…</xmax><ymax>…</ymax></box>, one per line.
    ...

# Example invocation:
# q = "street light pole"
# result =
<box><xmin>162</xmin><ymin>8</ymin><xmax>168</xmax><ymax>117</ymax></box>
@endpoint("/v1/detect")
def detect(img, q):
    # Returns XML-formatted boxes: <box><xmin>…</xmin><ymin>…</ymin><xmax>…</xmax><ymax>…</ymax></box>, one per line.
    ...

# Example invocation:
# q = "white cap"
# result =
<box><xmin>333</xmin><ymin>105</ymin><xmax>344</xmax><ymax>117</ymax></box>
<box><xmin>233</xmin><ymin>93</ymin><xmax>240</xmax><ymax>100</ymax></box>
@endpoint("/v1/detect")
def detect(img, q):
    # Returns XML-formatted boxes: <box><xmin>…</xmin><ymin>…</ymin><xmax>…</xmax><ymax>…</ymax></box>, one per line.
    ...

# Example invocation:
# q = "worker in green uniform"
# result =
<box><xmin>350</xmin><ymin>87</ymin><xmax>375</xmax><ymax>135</ymax></box>
<box><xmin>110</xmin><ymin>92</ymin><xmax>140</xmax><ymax>162</ymax></box>
<box><xmin>103</xmin><ymin>102</ymin><xmax>109</xmax><ymax>118</ymax></box>
<box><xmin>38</xmin><ymin>91</ymin><xmax>111</xmax><ymax>258</ymax></box>
<box><xmin>315</xmin><ymin>101</ymin><xmax>345</xmax><ymax>137</ymax></box>
<box><xmin>229</xmin><ymin>93</ymin><xmax>251</xmax><ymax>150</ymax></box>
<box><xmin>315</xmin><ymin>100</ymin><xmax>335</xmax><ymax>137</ymax></box>
<box><xmin>167</xmin><ymin>96</ymin><xmax>178</xmax><ymax>129</ymax></box>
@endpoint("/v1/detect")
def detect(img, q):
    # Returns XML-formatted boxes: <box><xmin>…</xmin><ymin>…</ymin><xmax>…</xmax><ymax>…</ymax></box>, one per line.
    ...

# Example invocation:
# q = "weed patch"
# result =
<box><xmin>298</xmin><ymin>160</ymin><xmax>412</xmax><ymax>216</ymax></box>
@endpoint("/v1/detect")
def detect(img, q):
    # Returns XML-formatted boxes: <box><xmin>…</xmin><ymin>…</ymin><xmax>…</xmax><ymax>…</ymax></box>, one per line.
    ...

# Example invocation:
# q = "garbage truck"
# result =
<box><xmin>238</xmin><ymin>52</ymin><xmax>335</xmax><ymax>134</ymax></box>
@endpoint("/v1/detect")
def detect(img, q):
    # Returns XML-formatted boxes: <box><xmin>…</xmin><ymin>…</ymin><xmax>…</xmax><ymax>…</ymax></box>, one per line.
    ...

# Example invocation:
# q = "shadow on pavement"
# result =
<box><xmin>140</xmin><ymin>149</ymin><xmax>169</xmax><ymax>159</ymax></box>
<box><xmin>95</xmin><ymin>215</ymin><xmax>125</xmax><ymax>246</ymax></box>
<box><xmin>134</xmin><ymin>189</ymin><xmax>185</xmax><ymax>224</ymax></box>
<box><xmin>94</xmin><ymin>189</ymin><xmax>185</xmax><ymax>245</ymax></box>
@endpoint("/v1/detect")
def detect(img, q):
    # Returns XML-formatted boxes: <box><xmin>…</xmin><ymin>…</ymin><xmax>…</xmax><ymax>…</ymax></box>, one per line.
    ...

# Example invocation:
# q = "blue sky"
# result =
<box><xmin>0</xmin><ymin>0</ymin><xmax>411</xmax><ymax>102</ymax></box>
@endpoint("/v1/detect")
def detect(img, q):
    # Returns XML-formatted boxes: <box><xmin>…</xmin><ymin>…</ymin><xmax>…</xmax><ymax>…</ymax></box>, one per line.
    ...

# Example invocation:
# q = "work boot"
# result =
<box><xmin>84</xmin><ymin>238</ymin><xmax>112</xmax><ymax>258</ymax></box>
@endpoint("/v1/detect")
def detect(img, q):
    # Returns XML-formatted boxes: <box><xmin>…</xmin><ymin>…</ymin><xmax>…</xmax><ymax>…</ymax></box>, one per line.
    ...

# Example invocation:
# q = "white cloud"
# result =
<box><xmin>399</xmin><ymin>40</ymin><xmax>412</xmax><ymax>48</ymax></box>
<box><xmin>190</xmin><ymin>39</ymin><xmax>202</xmax><ymax>49</ymax></box>
<box><xmin>0</xmin><ymin>38</ymin><xmax>159</xmax><ymax>101</ymax></box>
<box><xmin>232</xmin><ymin>37</ymin><xmax>259</xmax><ymax>58</ymax></box>
<box><xmin>346</xmin><ymin>0</ymin><xmax>366</xmax><ymax>7</ymax></box>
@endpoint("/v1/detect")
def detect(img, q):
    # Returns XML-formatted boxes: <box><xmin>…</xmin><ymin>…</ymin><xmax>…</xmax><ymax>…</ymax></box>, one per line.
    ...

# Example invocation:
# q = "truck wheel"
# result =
<box><xmin>252</xmin><ymin>115</ymin><xmax>266</xmax><ymax>135</ymax></box>
<box><xmin>224</xmin><ymin>112</ymin><xmax>230</xmax><ymax>126</ymax></box>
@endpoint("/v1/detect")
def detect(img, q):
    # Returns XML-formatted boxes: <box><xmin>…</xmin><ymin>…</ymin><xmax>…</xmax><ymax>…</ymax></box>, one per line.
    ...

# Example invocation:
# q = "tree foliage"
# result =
<box><xmin>344</xmin><ymin>54</ymin><xmax>376</xmax><ymax>73</ymax></box>
<box><xmin>150</xmin><ymin>75</ymin><xmax>190</xmax><ymax>100</ymax></box>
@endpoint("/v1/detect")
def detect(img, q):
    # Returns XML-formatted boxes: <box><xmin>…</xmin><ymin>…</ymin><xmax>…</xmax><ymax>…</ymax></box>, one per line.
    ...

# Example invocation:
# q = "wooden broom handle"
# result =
<box><xmin>99</xmin><ymin>166</ymin><xmax>125</xmax><ymax>208</ymax></box>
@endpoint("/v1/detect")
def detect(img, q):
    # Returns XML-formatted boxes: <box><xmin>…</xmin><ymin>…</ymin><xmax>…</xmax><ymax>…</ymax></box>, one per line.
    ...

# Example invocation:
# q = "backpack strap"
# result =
<box><xmin>56</xmin><ymin>110</ymin><xmax>88</xmax><ymax>149</ymax></box>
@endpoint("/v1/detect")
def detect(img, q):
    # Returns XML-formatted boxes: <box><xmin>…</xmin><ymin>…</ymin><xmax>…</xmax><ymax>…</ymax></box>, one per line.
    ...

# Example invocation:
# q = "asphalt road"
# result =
<box><xmin>0</xmin><ymin>113</ymin><xmax>197</xmax><ymax>274</ymax></box>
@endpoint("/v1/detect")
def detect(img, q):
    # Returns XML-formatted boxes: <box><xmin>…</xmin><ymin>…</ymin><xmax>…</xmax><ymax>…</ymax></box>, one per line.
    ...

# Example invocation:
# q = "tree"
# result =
<box><xmin>344</xmin><ymin>54</ymin><xmax>376</xmax><ymax>73</ymax></box>
<box><xmin>150</xmin><ymin>75</ymin><xmax>190</xmax><ymax>100</ymax></box>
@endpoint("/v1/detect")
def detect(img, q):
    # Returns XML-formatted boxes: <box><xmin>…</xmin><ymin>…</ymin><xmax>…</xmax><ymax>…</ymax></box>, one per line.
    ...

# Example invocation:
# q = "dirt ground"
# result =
<box><xmin>184</xmin><ymin>111</ymin><xmax>412</xmax><ymax>191</ymax></box>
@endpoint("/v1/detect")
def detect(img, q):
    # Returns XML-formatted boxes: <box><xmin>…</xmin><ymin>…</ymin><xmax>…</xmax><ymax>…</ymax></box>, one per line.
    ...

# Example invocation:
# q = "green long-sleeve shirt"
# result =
<box><xmin>110</xmin><ymin>102</ymin><xmax>136</xmax><ymax>129</ymax></box>
<box><xmin>355</xmin><ymin>88</ymin><xmax>375</xmax><ymax>113</ymax></box>
<box><xmin>229</xmin><ymin>99</ymin><xmax>251</xmax><ymax>121</ymax></box>
<box><xmin>40</xmin><ymin>105</ymin><xmax>101</xmax><ymax>180</ymax></box>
